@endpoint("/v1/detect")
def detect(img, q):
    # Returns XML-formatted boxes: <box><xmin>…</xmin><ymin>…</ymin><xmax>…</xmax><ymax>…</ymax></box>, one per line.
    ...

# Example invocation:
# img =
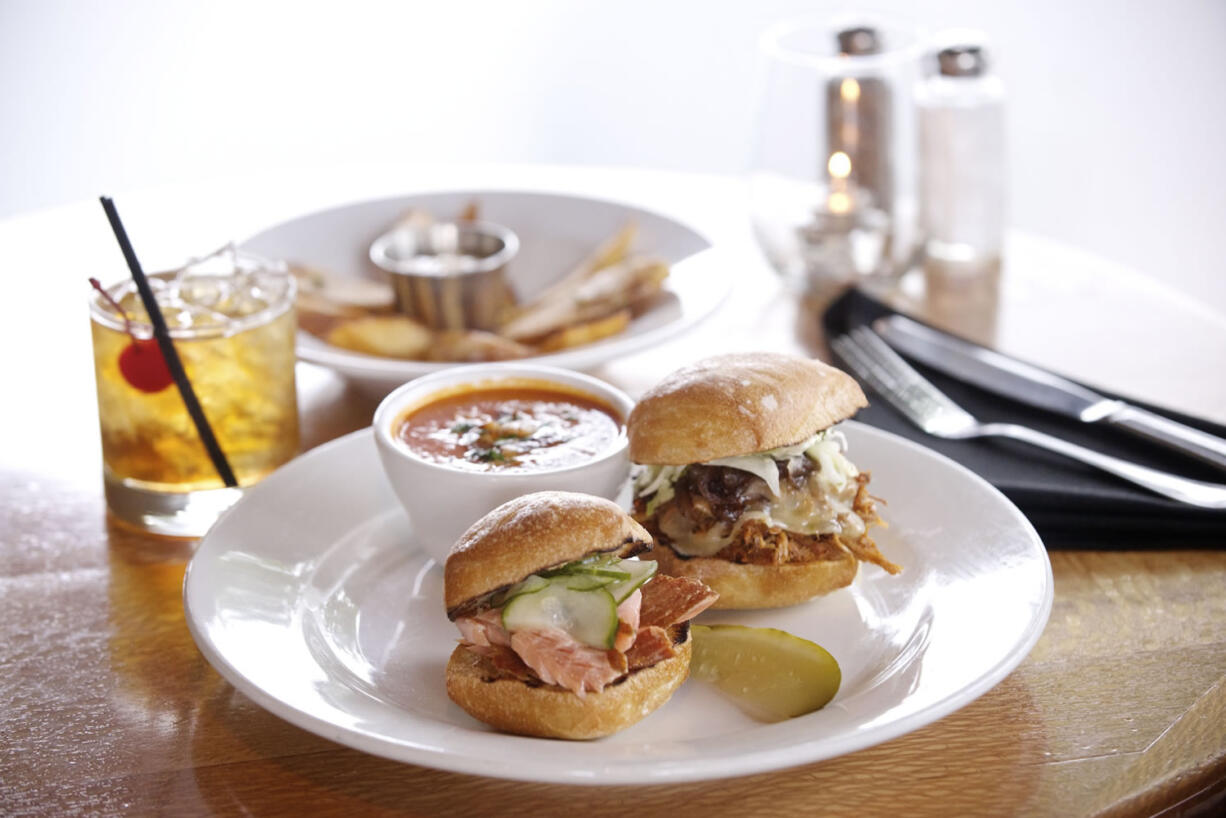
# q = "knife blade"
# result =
<box><xmin>873</xmin><ymin>314</ymin><xmax>1226</xmax><ymax>473</ymax></box>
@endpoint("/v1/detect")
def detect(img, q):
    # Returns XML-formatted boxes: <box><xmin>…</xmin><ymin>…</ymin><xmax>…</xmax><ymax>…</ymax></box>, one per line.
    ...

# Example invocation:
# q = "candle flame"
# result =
<box><xmin>828</xmin><ymin>151</ymin><xmax>852</xmax><ymax>180</ymax></box>
<box><xmin>828</xmin><ymin>190</ymin><xmax>852</xmax><ymax>215</ymax></box>
<box><xmin>840</xmin><ymin>78</ymin><xmax>861</xmax><ymax>102</ymax></box>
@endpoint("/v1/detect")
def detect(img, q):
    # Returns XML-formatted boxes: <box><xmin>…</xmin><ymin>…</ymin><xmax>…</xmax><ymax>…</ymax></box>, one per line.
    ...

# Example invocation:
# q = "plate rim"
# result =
<box><xmin>239</xmin><ymin>188</ymin><xmax>733</xmax><ymax>385</ymax></box>
<box><xmin>183</xmin><ymin>422</ymin><xmax>1053</xmax><ymax>784</ymax></box>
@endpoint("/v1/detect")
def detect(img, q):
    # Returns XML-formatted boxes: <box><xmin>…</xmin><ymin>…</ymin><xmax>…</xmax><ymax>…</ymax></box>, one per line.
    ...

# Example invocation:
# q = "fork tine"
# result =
<box><xmin>831</xmin><ymin>333</ymin><xmax>893</xmax><ymax>395</ymax></box>
<box><xmin>833</xmin><ymin>326</ymin><xmax>980</xmax><ymax>438</ymax></box>
<box><xmin>849</xmin><ymin>327</ymin><xmax>921</xmax><ymax>388</ymax></box>
<box><xmin>831</xmin><ymin>332</ymin><xmax>923</xmax><ymax>420</ymax></box>
<box><xmin>849</xmin><ymin>326</ymin><xmax>929</xmax><ymax>399</ymax></box>
<box><xmin>847</xmin><ymin>326</ymin><xmax>969</xmax><ymax>416</ymax></box>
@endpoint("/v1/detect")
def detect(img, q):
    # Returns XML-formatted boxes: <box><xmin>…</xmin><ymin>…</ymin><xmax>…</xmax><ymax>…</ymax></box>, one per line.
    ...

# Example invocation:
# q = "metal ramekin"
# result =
<box><xmin>369</xmin><ymin>220</ymin><xmax>519</xmax><ymax>332</ymax></box>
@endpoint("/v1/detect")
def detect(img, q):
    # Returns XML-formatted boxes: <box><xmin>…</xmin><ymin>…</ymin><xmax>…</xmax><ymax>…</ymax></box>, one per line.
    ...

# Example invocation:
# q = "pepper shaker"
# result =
<box><xmin>825</xmin><ymin>26</ymin><xmax>894</xmax><ymax>215</ymax></box>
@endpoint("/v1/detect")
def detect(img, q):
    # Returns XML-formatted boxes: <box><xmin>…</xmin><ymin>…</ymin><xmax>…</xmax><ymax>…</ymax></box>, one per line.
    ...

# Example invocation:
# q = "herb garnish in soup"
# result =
<box><xmin>397</xmin><ymin>383</ymin><xmax>624</xmax><ymax>471</ymax></box>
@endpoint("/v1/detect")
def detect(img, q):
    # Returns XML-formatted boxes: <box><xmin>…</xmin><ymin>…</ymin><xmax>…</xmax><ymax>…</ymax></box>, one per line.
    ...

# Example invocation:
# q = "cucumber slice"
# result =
<box><xmin>545</xmin><ymin>564</ymin><xmax>631</xmax><ymax>580</ymax></box>
<box><xmin>562</xmin><ymin>574</ymin><xmax>615</xmax><ymax>592</ymax></box>
<box><xmin>492</xmin><ymin>574</ymin><xmax>550</xmax><ymax>606</ymax></box>
<box><xmin>605</xmin><ymin>559</ymin><xmax>657</xmax><ymax>603</ymax></box>
<box><xmin>501</xmin><ymin>584</ymin><xmax>619</xmax><ymax>648</ymax></box>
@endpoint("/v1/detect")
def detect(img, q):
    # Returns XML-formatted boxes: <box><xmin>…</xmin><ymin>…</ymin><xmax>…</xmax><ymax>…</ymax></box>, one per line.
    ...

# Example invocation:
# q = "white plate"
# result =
<box><xmin>240</xmin><ymin>190</ymin><xmax>728</xmax><ymax>396</ymax></box>
<box><xmin>183</xmin><ymin>422</ymin><xmax>1052</xmax><ymax>784</ymax></box>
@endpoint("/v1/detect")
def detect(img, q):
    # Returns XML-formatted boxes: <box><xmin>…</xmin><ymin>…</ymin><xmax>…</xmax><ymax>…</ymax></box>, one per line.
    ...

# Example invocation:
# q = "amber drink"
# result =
<box><xmin>89</xmin><ymin>248</ymin><xmax>299</xmax><ymax>537</ymax></box>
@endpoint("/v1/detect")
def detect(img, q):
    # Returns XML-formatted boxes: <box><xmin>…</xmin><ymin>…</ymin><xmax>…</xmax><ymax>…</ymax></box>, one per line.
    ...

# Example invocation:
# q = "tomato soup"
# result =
<box><xmin>396</xmin><ymin>382</ymin><xmax>624</xmax><ymax>472</ymax></box>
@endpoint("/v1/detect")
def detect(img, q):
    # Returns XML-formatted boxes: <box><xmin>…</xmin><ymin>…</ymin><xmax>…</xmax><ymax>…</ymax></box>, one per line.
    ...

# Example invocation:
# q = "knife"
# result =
<box><xmin>873</xmin><ymin>314</ymin><xmax>1226</xmax><ymax>473</ymax></box>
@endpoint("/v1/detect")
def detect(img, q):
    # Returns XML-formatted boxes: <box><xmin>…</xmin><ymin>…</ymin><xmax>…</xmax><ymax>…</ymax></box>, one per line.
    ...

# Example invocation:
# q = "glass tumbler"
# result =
<box><xmin>89</xmin><ymin>246</ymin><xmax>299</xmax><ymax>538</ymax></box>
<box><xmin>749</xmin><ymin>16</ymin><xmax>923</xmax><ymax>294</ymax></box>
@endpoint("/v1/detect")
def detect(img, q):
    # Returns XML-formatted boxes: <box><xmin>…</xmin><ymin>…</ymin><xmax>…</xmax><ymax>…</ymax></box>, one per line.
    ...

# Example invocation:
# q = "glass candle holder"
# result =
<box><xmin>749</xmin><ymin>15</ymin><xmax>922</xmax><ymax>292</ymax></box>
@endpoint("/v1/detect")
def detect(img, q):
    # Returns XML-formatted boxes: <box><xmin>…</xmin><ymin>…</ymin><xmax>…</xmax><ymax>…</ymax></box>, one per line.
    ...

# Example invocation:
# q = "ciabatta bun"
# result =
<box><xmin>444</xmin><ymin>491</ymin><xmax>651</xmax><ymax>619</ymax></box>
<box><xmin>628</xmin><ymin>352</ymin><xmax>866</xmax><ymax>465</ymax></box>
<box><xmin>651</xmin><ymin>542</ymin><xmax>859</xmax><ymax>610</ymax></box>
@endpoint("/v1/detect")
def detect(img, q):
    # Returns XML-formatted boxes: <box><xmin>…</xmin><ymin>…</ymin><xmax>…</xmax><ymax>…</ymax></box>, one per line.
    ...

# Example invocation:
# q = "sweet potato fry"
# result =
<box><xmin>500</xmin><ymin>256</ymin><xmax>669</xmax><ymax>342</ymax></box>
<box><xmin>583</xmin><ymin>222</ymin><xmax>637</xmax><ymax>275</ymax></box>
<box><xmin>426</xmin><ymin>330</ymin><xmax>534</xmax><ymax>362</ymax></box>
<box><xmin>326</xmin><ymin>315</ymin><xmax>432</xmax><ymax>359</ymax></box>
<box><xmin>508</xmin><ymin>223</ymin><xmax>637</xmax><ymax>317</ymax></box>
<box><xmin>291</xmin><ymin>263</ymin><xmax>394</xmax><ymax>310</ymax></box>
<box><xmin>534</xmin><ymin>310</ymin><xmax>631</xmax><ymax>353</ymax></box>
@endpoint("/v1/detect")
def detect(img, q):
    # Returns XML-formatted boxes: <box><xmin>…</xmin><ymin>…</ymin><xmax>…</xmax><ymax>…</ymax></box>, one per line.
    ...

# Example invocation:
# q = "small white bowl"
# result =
<box><xmin>373</xmin><ymin>363</ymin><xmax>634</xmax><ymax>562</ymax></box>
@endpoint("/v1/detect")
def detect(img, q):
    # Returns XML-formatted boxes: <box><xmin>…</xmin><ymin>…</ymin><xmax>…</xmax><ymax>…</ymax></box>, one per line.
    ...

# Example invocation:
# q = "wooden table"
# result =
<box><xmin>3</xmin><ymin>167</ymin><xmax>1225</xmax><ymax>816</ymax></box>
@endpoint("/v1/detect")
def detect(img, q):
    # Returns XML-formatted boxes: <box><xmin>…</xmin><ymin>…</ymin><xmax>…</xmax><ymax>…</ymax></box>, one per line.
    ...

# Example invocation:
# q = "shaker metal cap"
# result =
<box><xmin>937</xmin><ymin>44</ymin><xmax>988</xmax><ymax>77</ymax></box>
<box><xmin>837</xmin><ymin>26</ymin><xmax>882</xmax><ymax>56</ymax></box>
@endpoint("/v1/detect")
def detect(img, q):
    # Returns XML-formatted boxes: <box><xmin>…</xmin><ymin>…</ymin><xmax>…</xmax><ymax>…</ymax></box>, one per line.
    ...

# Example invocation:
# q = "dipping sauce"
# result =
<box><xmin>396</xmin><ymin>383</ymin><xmax>624</xmax><ymax>472</ymax></box>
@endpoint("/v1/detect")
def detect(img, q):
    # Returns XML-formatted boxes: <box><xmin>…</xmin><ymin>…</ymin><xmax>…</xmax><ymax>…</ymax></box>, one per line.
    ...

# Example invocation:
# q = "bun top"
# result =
<box><xmin>628</xmin><ymin>352</ymin><xmax>866</xmax><ymax>465</ymax></box>
<box><xmin>444</xmin><ymin>491</ymin><xmax>651</xmax><ymax>617</ymax></box>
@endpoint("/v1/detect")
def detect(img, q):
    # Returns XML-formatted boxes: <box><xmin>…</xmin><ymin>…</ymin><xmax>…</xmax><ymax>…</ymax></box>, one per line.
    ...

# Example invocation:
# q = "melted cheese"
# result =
<box><xmin>658</xmin><ymin>505</ymin><xmax>737</xmax><ymax>556</ymax></box>
<box><xmin>639</xmin><ymin>426</ymin><xmax>867</xmax><ymax>557</ymax></box>
<box><xmin>705</xmin><ymin>454</ymin><xmax>783</xmax><ymax>496</ymax></box>
<box><xmin>634</xmin><ymin>429</ymin><xmax>857</xmax><ymax>502</ymax></box>
<box><xmin>662</xmin><ymin>475</ymin><xmax>864</xmax><ymax>558</ymax></box>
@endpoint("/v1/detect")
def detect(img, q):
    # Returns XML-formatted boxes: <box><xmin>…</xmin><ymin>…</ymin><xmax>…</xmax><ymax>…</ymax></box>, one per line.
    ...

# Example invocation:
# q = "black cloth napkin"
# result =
<box><xmin>822</xmin><ymin>288</ymin><xmax>1226</xmax><ymax>547</ymax></box>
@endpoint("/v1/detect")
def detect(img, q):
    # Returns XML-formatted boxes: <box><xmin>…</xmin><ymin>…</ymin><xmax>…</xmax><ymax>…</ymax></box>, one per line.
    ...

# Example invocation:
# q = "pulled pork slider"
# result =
<box><xmin>628</xmin><ymin>353</ymin><xmax>900</xmax><ymax>610</ymax></box>
<box><xmin>445</xmin><ymin>491</ymin><xmax>718</xmax><ymax>739</ymax></box>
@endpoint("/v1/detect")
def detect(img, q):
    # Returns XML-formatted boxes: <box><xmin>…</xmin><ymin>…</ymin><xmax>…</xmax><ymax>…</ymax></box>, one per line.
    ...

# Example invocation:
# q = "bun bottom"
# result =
<box><xmin>652</xmin><ymin>544</ymin><xmax>858</xmax><ymax>610</ymax></box>
<box><xmin>445</xmin><ymin>628</ymin><xmax>692</xmax><ymax>740</ymax></box>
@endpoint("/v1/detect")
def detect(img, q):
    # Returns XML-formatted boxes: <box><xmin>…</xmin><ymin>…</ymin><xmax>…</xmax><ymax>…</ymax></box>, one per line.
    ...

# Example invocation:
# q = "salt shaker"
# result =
<box><xmin>917</xmin><ymin>40</ymin><xmax>1005</xmax><ymax>278</ymax></box>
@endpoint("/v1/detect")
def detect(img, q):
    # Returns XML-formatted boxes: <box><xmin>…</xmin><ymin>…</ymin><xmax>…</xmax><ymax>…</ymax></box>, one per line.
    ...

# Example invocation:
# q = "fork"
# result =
<box><xmin>831</xmin><ymin>326</ymin><xmax>1226</xmax><ymax>509</ymax></box>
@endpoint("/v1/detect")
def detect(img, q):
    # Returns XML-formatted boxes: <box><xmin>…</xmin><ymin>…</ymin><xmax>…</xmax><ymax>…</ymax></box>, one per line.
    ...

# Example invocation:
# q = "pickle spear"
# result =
<box><xmin>690</xmin><ymin>624</ymin><xmax>841</xmax><ymax>721</ymax></box>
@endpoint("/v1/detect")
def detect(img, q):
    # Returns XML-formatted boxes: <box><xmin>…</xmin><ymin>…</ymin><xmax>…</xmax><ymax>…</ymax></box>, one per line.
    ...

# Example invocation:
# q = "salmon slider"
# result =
<box><xmin>629</xmin><ymin>352</ymin><xmax>901</xmax><ymax>610</ymax></box>
<box><xmin>444</xmin><ymin>491</ymin><xmax>718</xmax><ymax>740</ymax></box>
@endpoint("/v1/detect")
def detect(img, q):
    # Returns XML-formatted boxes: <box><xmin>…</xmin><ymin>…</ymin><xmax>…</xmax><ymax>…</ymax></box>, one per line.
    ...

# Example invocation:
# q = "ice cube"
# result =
<box><xmin>116</xmin><ymin>290</ymin><xmax>147</xmax><ymax>321</ymax></box>
<box><xmin>168</xmin><ymin>246</ymin><xmax>290</xmax><ymax>320</ymax></box>
<box><xmin>176</xmin><ymin>273</ymin><xmax>231</xmax><ymax>311</ymax></box>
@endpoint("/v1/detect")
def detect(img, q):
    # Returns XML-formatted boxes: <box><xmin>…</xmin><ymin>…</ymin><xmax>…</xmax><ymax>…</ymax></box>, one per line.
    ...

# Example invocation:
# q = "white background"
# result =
<box><xmin>3</xmin><ymin>0</ymin><xmax>1224</xmax><ymax>313</ymax></box>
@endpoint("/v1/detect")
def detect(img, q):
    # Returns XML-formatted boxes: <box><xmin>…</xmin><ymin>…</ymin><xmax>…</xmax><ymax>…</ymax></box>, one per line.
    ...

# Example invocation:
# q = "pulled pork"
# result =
<box><xmin>635</xmin><ymin>463</ymin><xmax>900</xmax><ymax>574</ymax></box>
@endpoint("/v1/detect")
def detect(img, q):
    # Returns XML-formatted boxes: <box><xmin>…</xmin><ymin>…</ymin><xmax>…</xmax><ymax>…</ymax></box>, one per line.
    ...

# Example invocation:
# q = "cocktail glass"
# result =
<box><xmin>89</xmin><ymin>245</ymin><xmax>299</xmax><ymax>538</ymax></box>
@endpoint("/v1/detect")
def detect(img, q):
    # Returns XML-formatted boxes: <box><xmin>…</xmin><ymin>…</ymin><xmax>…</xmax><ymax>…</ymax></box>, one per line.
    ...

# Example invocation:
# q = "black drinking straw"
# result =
<box><xmin>99</xmin><ymin>196</ymin><xmax>239</xmax><ymax>488</ymax></box>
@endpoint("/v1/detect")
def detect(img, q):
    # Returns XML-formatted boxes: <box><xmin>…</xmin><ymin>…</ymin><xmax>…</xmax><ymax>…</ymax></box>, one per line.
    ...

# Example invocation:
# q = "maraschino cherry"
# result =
<box><xmin>90</xmin><ymin>277</ymin><xmax>174</xmax><ymax>393</ymax></box>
